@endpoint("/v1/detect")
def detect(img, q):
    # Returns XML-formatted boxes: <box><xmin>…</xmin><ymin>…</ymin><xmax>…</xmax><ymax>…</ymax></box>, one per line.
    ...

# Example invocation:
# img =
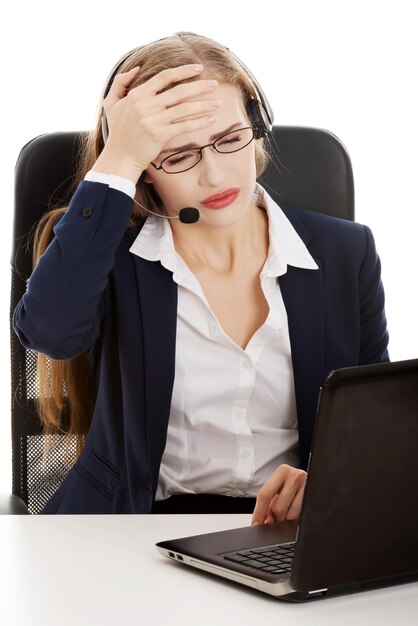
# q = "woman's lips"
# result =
<box><xmin>201</xmin><ymin>188</ymin><xmax>240</xmax><ymax>210</ymax></box>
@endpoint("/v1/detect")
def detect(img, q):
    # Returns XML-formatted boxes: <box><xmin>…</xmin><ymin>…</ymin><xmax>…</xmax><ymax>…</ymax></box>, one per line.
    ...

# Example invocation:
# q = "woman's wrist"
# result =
<box><xmin>84</xmin><ymin>171</ymin><xmax>137</xmax><ymax>198</ymax></box>
<box><xmin>92</xmin><ymin>146</ymin><xmax>145</xmax><ymax>184</ymax></box>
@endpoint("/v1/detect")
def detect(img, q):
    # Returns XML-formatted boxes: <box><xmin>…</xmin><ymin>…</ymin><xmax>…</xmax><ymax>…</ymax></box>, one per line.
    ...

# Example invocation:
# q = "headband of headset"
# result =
<box><xmin>101</xmin><ymin>34</ymin><xmax>274</xmax><ymax>142</ymax></box>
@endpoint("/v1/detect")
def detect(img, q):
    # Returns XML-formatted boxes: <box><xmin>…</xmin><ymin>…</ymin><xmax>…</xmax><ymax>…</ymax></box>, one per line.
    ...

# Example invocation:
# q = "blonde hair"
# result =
<box><xmin>34</xmin><ymin>32</ymin><xmax>271</xmax><ymax>454</ymax></box>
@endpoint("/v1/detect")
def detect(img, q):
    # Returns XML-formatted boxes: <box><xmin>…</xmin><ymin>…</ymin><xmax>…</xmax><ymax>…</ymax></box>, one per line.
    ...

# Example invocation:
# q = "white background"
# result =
<box><xmin>1</xmin><ymin>0</ymin><xmax>417</xmax><ymax>496</ymax></box>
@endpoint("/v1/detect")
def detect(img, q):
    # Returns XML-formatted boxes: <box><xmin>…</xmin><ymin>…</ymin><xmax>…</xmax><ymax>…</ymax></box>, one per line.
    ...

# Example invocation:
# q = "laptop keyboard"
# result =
<box><xmin>223</xmin><ymin>541</ymin><xmax>295</xmax><ymax>575</ymax></box>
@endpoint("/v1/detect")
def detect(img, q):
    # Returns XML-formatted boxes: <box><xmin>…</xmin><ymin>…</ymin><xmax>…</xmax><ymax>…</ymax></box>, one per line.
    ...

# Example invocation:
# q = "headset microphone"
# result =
<box><xmin>133</xmin><ymin>197</ymin><xmax>200</xmax><ymax>223</ymax></box>
<box><xmin>177</xmin><ymin>207</ymin><xmax>200</xmax><ymax>223</ymax></box>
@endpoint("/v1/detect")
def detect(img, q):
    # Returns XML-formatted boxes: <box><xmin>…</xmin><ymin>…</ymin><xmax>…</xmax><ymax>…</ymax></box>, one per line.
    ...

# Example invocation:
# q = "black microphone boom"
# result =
<box><xmin>132</xmin><ymin>197</ymin><xmax>200</xmax><ymax>223</ymax></box>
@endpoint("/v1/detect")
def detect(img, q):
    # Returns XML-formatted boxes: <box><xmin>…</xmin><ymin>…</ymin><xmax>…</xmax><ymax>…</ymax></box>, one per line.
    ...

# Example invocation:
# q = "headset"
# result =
<box><xmin>101</xmin><ymin>33</ymin><xmax>274</xmax><ymax>143</ymax></box>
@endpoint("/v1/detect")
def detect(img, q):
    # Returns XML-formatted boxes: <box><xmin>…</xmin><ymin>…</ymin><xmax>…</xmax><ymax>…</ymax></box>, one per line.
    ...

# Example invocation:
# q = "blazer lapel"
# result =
<box><xmin>134</xmin><ymin>256</ymin><xmax>178</xmax><ymax>485</ymax></box>
<box><xmin>279</xmin><ymin>210</ymin><xmax>325</xmax><ymax>469</ymax></box>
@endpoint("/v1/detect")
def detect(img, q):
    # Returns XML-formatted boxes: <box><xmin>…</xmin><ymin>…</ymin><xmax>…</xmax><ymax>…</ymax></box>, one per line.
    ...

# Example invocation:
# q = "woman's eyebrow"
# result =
<box><xmin>159</xmin><ymin>122</ymin><xmax>243</xmax><ymax>155</ymax></box>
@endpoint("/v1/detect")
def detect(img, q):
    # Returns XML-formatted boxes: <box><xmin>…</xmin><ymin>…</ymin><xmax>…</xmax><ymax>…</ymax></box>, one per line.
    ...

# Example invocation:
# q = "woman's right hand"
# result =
<box><xmin>93</xmin><ymin>64</ymin><xmax>220</xmax><ymax>183</ymax></box>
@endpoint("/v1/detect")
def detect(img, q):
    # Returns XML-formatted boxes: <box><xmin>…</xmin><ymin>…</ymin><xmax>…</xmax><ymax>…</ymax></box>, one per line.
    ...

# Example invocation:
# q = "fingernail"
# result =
<box><xmin>193</xmin><ymin>64</ymin><xmax>203</xmax><ymax>71</ymax></box>
<box><xmin>206</xmin><ymin>115</ymin><xmax>217</xmax><ymax>122</ymax></box>
<box><xmin>206</xmin><ymin>80</ymin><xmax>218</xmax><ymax>87</ymax></box>
<box><xmin>251</xmin><ymin>520</ymin><xmax>260</xmax><ymax>526</ymax></box>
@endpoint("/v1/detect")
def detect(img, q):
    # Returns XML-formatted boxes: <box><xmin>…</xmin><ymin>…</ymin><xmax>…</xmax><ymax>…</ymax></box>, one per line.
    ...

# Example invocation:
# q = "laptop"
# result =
<box><xmin>156</xmin><ymin>358</ymin><xmax>418</xmax><ymax>601</ymax></box>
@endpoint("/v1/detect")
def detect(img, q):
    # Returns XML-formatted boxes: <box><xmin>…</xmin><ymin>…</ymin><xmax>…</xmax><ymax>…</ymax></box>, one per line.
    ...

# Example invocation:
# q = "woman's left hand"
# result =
<box><xmin>251</xmin><ymin>464</ymin><xmax>307</xmax><ymax>525</ymax></box>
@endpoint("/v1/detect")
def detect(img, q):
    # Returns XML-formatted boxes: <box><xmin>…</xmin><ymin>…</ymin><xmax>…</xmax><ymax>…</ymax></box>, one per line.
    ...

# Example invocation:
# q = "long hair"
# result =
<box><xmin>34</xmin><ymin>32</ymin><xmax>271</xmax><ymax>456</ymax></box>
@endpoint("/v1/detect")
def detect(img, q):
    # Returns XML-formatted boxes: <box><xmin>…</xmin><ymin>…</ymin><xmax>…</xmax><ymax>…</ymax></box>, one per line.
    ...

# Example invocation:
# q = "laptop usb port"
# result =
<box><xmin>308</xmin><ymin>588</ymin><xmax>327</xmax><ymax>597</ymax></box>
<box><xmin>176</xmin><ymin>554</ymin><xmax>184</xmax><ymax>561</ymax></box>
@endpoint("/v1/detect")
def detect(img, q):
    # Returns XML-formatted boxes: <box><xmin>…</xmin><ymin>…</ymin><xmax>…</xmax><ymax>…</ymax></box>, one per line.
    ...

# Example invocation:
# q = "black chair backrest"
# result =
<box><xmin>11</xmin><ymin>127</ymin><xmax>355</xmax><ymax>513</ymax></box>
<box><xmin>261</xmin><ymin>126</ymin><xmax>354</xmax><ymax>219</ymax></box>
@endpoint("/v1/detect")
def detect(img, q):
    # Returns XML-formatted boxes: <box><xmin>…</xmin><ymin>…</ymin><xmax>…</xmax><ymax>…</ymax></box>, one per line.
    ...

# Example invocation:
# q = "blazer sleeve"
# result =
<box><xmin>13</xmin><ymin>180</ymin><xmax>134</xmax><ymax>360</ymax></box>
<box><xmin>358</xmin><ymin>224</ymin><xmax>390</xmax><ymax>364</ymax></box>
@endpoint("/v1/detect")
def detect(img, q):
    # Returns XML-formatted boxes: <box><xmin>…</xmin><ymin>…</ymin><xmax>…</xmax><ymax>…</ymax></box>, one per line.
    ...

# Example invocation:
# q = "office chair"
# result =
<box><xmin>5</xmin><ymin>126</ymin><xmax>355</xmax><ymax>515</ymax></box>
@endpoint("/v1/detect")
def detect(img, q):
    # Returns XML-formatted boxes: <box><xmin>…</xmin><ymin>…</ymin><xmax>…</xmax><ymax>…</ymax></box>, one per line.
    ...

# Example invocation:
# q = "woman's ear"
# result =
<box><xmin>139</xmin><ymin>170</ymin><xmax>153</xmax><ymax>185</ymax></box>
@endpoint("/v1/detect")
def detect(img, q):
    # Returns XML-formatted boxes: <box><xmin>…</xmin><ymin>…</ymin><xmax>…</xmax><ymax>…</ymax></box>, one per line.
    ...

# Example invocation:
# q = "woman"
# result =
<box><xmin>13</xmin><ymin>32</ymin><xmax>389</xmax><ymax>519</ymax></box>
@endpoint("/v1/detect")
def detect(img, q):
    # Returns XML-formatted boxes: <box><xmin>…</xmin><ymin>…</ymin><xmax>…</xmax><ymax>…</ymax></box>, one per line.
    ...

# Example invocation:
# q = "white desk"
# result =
<box><xmin>1</xmin><ymin>514</ymin><xmax>417</xmax><ymax>626</ymax></box>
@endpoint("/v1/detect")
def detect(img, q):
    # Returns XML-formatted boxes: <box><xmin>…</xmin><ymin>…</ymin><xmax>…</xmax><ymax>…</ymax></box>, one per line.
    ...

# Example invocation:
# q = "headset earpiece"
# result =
<box><xmin>246</xmin><ymin>98</ymin><xmax>269</xmax><ymax>139</ymax></box>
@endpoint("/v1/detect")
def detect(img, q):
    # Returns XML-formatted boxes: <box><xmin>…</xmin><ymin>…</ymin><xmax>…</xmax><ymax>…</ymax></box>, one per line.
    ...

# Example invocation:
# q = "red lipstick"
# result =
<box><xmin>201</xmin><ymin>188</ymin><xmax>240</xmax><ymax>210</ymax></box>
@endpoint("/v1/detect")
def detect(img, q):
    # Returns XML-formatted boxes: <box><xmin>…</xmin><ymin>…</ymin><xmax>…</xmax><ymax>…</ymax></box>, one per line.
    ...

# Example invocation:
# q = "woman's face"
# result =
<box><xmin>144</xmin><ymin>83</ymin><xmax>258</xmax><ymax>229</ymax></box>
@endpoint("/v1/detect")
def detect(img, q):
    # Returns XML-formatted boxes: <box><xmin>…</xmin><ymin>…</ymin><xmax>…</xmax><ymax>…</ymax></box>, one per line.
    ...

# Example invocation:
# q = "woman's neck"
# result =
<box><xmin>171</xmin><ymin>203</ymin><xmax>269</xmax><ymax>275</ymax></box>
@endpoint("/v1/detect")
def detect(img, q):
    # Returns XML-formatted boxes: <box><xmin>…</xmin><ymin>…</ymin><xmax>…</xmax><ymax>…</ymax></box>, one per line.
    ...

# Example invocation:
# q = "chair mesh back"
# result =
<box><xmin>11</xmin><ymin>127</ymin><xmax>354</xmax><ymax>513</ymax></box>
<box><xmin>12</xmin><ymin>132</ymin><xmax>84</xmax><ymax>513</ymax></box>
<box><xmin>10</xmin><ymin>272</ymin><xmax>78</xmax><ymax>513</ymax></box>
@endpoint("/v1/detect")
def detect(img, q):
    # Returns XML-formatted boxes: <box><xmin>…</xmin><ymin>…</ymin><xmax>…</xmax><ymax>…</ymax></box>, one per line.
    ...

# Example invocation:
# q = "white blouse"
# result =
<box><xmin>129</xmin><ymin>184</ymin><xmax>318</xmax><ymax>500</ymax></box>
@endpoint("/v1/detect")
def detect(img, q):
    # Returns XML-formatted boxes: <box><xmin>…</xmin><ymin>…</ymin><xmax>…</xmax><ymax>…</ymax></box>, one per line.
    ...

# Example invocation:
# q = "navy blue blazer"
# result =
<box><xmin>13</xmin><ymin>181</ymin><xmax>389</xmax><ymax>514</ymax></box>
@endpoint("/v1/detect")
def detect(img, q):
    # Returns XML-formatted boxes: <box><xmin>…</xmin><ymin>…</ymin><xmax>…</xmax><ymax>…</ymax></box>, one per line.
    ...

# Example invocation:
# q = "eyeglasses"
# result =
<box><xmin>150</xmin><ymin>126</ymin><xmax>255</xmax><ymax>174</ymax></box>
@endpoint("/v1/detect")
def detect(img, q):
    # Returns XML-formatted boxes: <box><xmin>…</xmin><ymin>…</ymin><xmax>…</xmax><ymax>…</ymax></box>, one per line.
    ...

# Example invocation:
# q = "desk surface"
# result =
<box><xmin>1</xmin><ymin>514</ymin><xmax>417</xmax><ymax>626</ymax></box>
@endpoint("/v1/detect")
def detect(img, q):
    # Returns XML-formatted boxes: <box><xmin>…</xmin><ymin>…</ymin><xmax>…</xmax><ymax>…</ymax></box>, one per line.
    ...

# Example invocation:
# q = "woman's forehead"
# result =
<box><xmin>163</xmin><ymin>84</ymin><xmax>248</xmax><ymax>151</ymax></box>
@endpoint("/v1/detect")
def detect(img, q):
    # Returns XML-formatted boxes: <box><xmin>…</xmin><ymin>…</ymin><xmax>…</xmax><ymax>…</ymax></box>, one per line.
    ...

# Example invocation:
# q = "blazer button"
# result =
<box><xmin>82</xmin><ymin>205</ymin><xmax>93</xmax><ymax>218</ymax></box>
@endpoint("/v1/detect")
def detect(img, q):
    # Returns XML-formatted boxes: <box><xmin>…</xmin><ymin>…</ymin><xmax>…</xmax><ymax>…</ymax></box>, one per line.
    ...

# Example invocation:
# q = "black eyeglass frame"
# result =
<box><xmin>150</xmin><ymin>126</ymin><xmax>255</xmax><ymax>174</ymax></box>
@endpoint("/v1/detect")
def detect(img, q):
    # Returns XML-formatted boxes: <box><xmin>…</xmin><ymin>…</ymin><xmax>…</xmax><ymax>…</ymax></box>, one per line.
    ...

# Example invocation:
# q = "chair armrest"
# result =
<box><xmin>0</xmin><ymin>494</ymin><xmax>30</xmax><ymax>514</ymax></box>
